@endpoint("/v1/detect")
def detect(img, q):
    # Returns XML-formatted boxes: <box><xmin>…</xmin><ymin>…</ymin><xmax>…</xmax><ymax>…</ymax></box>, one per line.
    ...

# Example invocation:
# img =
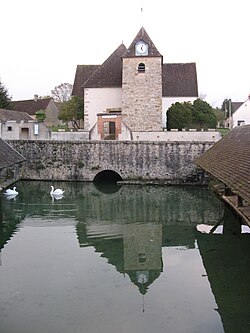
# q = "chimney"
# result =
<box><xmin>34</xmin><ymin>94</ymin><xmax>38</xmax><ymax>102</ymax></box>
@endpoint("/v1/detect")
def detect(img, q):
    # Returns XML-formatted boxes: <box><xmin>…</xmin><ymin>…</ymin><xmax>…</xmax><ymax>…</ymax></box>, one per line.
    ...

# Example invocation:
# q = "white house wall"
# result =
<box><xmin>232</xmin><ymin>98</ymin><xmax>250</xmax><ymax>128</ymax></box>
<box><xmin>84</xmin><ymin>88</ymin><xmax>122</xmax><ymax>130</ymax></box>
<box><xmin>162</xmin><ymin>97</ymin><xmax>197</xmax><ymax>128</ymax></box>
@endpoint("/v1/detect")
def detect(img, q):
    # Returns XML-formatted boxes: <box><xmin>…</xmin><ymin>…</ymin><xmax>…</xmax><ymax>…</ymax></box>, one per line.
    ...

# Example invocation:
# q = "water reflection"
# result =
<box><xmin>0</xmin><ymin>181</ymin><xmax>250</xmax><ymax>333</ymax></box>
<box><xmin>196</xmin><ymin>206</ymin><xmax>250</xmax><ymax>333</ymax></box>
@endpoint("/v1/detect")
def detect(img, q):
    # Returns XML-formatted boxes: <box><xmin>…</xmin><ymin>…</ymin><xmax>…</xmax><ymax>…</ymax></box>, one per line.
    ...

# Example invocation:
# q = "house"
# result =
<box><xmin>72</xmin><ymin>27</ymin><xmax>198</xmax><ymax>140</ymax></box>
<box><xmin>226</xmin><ymin>95</ymin><xmax>250</xmax><ymax>129</ymax></box>
<box><xmin>0</xmin><ymin>109</ymin><xmax>51</xmax><ymax>140</ymax></box>
<box><xmin>10</xmin><ymin>96</ymin><xmax>60</xmax><ymax>127</ymax></box>
<box><xmin>195</xmin><ymin>124</ymin><xmax>250</xmax><ymax>227</ymax></box>
<box><xmin>0</xmin><ymin>138</ymin><xmax>25</xmax><ymax>190</ymax></box>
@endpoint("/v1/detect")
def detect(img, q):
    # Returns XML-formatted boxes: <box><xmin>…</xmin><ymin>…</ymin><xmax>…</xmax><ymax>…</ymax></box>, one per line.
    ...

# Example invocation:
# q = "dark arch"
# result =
<box><xmin>93</xmin><ymin>170</ymin><xmax>123</xmax><ymax>184</ymax></box>
<box><xmin>138</xmin><ymin>62</ymin><xmax>145</xmax><ymax>73</ymax></box>
<box><xmin>93</xmin><ymin>170</ymin><xmax>123</xmax><ymax>194</ymax></box>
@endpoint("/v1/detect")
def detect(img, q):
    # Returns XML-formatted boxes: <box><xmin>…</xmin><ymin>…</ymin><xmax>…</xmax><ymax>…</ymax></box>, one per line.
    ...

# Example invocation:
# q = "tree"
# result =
<box><xmin>213</xmin><ymin>107</ymin><xmax>225</xmax><ymax>127</ymax></box>
<box><xmin>167</xmin><ymin>98</ymin><xmax>217</xmax><ymax>130</ymax></box>
<box><xmin>167</xmin><ymin>102</ymin><xmax>193</xmax><ymax>130</ymax></box>
<box><xmin>192</xmin><ymin>99</ymin><xmax>217</xmax><ymax>129</ymax></box>
<box><xmin>35</xmin><ymin>110</ymin><xmax>46</xmax><ymax>122</ymax></box>
<box><xmin>0</xmin><ymin>80</ymin><xmax>12</xmax><ymax>109</ymax></box>
<box><xmin>221</xmin><ymin>99</ymin><xmax>231</xmax><ymax>118</ymax></box>
<box><xmin>51</xmin><ymin>83</ymin><xmax>73</xmax><ymax>103</ymax></box>
<box><xmin>58</xmin><ymin>96</ymin><xmax>84</xmax><ymax>130</ymax></box>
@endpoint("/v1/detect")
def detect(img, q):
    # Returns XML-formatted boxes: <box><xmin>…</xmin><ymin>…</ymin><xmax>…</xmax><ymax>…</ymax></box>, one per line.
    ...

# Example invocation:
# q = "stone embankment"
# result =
<box><xmin>7</xmin><ymin>140</ymin><xmax>214</xmax><ymax>184</ymax></box>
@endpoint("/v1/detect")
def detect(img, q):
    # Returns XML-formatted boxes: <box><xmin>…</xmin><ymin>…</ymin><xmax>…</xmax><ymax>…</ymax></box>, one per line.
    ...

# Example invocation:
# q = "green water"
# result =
<box><xmin>0</xmin><ymin>181</ymin><xmax>250</xmax><ymax>333</ymax></box>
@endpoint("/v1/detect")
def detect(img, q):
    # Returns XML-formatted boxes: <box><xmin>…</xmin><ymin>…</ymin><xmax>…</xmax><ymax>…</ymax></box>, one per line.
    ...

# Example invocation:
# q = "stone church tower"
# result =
<box><xmin>122</xmin><ymin>27</ymin><xmax>163</xmax><ymax>131</ymax></box>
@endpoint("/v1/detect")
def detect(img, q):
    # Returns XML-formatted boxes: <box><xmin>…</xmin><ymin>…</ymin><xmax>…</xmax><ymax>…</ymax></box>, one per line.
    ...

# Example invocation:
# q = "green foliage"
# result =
<box><xmin>0</xmin><ymin>80</ymin><xmax>12</xmax><ymax>109</ymax></box>
<box><xmin>217</xmin><ymin>127</ymin><xmax>230</xmax><ymax>137</ymax></box>
<box><xmin>59</xmin><ymin>96</ymin><xmax>84</xmax><ymax>130</ymax></box>
<box><xmin>221</xmin><ymin>99</ymin><xmax>231</xmax><ymax>118</ymax></box>
<box><xmin>213</xmin><ymin>107</ymin><xmax>225</xmax><ymax>127</ymax></box>
<box><xmin>35</xmin><ymin>110</ymin><xmax>46</xmax><ymax>122</ymax></box>
<box><xmin>192</xmin><ymin>99</ymin><xmax>217</xmax><ymax>129</ymax></box>
<box><xmin>167</xmin><ymin>98</ymin><xmax>217</xmax><ymax>130</ymax></box>
<box><xmin>167</xmin><ymin>102</ymin><xmax>193</xmax><ymax>130</ymax></box>
<box><xmin>49</xmin><ymin>125</ymin><xmax>69</xmax><ymax>132</ymax></box>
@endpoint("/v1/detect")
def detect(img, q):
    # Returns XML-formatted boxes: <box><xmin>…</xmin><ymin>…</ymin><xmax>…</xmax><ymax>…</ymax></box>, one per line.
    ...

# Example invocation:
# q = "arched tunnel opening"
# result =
<box><xmin>93</xmin><ymin>170</ymin><xmax>123</xmax><ymax>184</ymax></box>
<box><xmin>93</xmin><ymin>170</ymin><xmax>123</xmax><ymax>194</ymax></box>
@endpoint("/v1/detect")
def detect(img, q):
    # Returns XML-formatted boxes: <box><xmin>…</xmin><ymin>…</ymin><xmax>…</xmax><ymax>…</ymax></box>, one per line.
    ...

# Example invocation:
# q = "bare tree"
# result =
<box><xmin>51</xmin><ymin>83</ymin><xmax>73</xmax><ymax>103</ymax></box>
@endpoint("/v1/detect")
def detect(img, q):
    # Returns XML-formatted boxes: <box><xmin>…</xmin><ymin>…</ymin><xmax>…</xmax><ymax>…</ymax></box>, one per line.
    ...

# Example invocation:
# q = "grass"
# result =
<box><xmin>49</xmin><ymin>125</ymin><xmax>69</xmax><ymax>132</ymax></box>
<box><xmin>217</xmin><ymin>127</ymin><xmax>230</xmax><ymax>137</ymax></box>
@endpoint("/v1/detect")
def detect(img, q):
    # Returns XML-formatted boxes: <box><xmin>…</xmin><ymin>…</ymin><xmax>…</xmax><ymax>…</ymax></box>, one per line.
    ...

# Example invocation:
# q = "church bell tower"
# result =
<box><xmin>122</xmin><ymin>27</ymin><xmax>163</xmax><ymax>131</ymax></box>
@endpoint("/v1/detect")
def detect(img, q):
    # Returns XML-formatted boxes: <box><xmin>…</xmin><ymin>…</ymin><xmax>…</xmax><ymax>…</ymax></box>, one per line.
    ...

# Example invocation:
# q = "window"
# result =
<box><xmin>138</xmin><ymin>63</ymin><xmax>145</xmax><ymax>73</ymax></box>
<box><xmin>7</xmin><ymin>126</ymin><xmax>12</xmax><ymax>131</ymax></box>
<box><xmin>237</xmin><ymin>120</ymin><xmax>245</xmax><ymax>126</ymax></box>
<box><xmin>138</xmin><ymin>253</ymin><xmax>146</xmax><ymax>263</ymax></box>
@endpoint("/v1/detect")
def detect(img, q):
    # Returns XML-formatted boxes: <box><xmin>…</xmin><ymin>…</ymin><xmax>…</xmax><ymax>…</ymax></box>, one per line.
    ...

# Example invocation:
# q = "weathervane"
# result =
<box><xmin>141</xmin><ymin>7</ymin><xmax>144</xmax><ymax>26</ymax></box>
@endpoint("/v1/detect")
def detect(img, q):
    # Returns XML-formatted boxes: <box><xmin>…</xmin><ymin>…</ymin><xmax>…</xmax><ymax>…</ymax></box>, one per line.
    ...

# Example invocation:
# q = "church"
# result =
<box><xmin>72</xmin><ymin>27</ymin><xmax>198</xmax><ymax>140</ymax></box>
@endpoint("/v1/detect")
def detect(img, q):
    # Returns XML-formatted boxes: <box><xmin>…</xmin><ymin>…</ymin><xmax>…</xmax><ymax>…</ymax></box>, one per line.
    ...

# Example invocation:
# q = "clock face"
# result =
<box><xmin>135</xmin><ymin>41</ymin><xmax>148</xmax><ymax>56</ymax></box>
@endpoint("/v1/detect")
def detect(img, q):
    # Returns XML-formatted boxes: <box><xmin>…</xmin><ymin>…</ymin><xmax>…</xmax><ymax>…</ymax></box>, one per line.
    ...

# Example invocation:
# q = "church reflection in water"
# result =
<box><xmin>1</xmin><ymin>180</ymin><xmax>250</xmax><ymax>333</ymax></box>
<box><xmin>77</xmin><ymin>221</ymin><xmax>164</xmax><ymax>294</ymax></box>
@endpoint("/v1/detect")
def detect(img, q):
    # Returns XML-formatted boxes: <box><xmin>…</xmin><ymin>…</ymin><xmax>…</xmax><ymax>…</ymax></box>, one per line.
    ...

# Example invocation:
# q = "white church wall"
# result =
<box><xmin>84</xmin><ymin>87</ymin><xmax>122</xmax><ymax>130</ymax></box>
<box><xmin>162</xmin><ymin>97</ymin><xmax>197</xmax><ymax>128</ymax></box>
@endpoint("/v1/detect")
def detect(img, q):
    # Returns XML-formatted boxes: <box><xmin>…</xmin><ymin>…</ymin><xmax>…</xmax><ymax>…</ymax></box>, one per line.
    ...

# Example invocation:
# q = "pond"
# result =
<box><xmin>0</xmin><ymin>181</ymin><xmax>250</xmax><ymax>333</ymax></box>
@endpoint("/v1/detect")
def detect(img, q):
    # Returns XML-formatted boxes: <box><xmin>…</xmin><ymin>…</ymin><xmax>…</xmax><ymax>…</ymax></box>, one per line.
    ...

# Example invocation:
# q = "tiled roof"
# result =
<box><xmin>125</xmin><ymin>27</ymin><xmax>162</xmax><ymax>57</ymax></box>
<box><xmin>0</xmin><ymin>109</ymin><xmax>33</xmax><ymax>122</ymax></box>
<box><xmin>0</xmin><ymin>138</ymin><xmax>25</xmax><ymax>169</ymax></box>
<box><xmin>10</xmin><ymin>98</ymin><xmax>52</xmax><ymax>116</ymax></box>
<box><xmin>83</xmin><ymin>44</ymin><xmax>127</xmax><ymax>88</ymax></box>
<box><xmin>162</xmin><ymin>63</ymin><xmax>198</xmax><ymax>97</ymax></box>
<box><xmin>72</xmin><ymin>65</ymin><xmax>100</xmax><ymax>96</ymax></box>
<box><xmin>195</xmin><ymin>125</ymin><xmax>250</xmax><ymax>202</ymax></box>
<box><xmin>72</xmin><ymin>27</ymin><xmax>198</xmax><ymax>98</ymax></box>
<box><xmin>231</xmin><ymin>102</ymin><xmax>243</xmax><ymax>115</ymax></box>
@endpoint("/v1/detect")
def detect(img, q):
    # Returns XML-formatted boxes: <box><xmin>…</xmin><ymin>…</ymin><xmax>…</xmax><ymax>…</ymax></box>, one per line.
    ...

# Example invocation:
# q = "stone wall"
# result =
<box><xmin>122</xmin><ymin>57</ymin><xmax>162</xmax><ymax>131</ymax></box>
<box><xmin>7</xmin><ymin>140</ymin><xmax>213</xmax><ymax>183</ymax></box>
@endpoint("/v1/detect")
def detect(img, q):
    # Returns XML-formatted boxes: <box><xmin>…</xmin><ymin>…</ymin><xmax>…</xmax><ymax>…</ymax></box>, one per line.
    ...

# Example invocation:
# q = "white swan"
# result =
<box><xmin>5</xmin><ymin>193</ymin><xmax>18</xmax><ymax>201</ymax></box>
<box><xmin>4</xmin><ymin>187</ymin><xmax>18</xmax><ymax>195</ymax></box>
<box><xmin>50</xmin><ymin>193</ymin><xmax>64</xmax><ymax>202</ymax></box>
<box><xmin>50</xmin><ymin>185</ymin><xmax>64</xmax><ymax>195</ymax></box>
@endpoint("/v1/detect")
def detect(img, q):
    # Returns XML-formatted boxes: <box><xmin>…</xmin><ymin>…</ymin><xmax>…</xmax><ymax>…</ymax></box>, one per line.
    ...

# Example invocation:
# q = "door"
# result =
<box><xmin>21</xmin><ymin>128</ymin><xmax>29</xmax><ymax>139</ymax></box>
<box><xmin>103</xmin><ymin>121</ymin><xmax>116</xmax><ymax>140</ymax></box>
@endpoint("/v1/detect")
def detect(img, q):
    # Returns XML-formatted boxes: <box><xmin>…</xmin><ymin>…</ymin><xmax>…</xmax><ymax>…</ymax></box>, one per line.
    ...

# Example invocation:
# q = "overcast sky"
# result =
<box><xmin>1</xmin><ymin>0</ymin><xmax>249</xmax><ymax>107</ymax></box>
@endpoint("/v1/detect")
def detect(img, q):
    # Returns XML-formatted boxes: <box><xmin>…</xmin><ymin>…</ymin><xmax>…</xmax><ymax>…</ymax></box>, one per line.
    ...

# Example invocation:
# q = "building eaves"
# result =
<box><xmin>72</xmin><ymin>65</ymin><xmax>100</xmax><ymax>96</ymax></box>
<box><xmin>195</xmin><ymin>125</ymin><xmax>250</xmax><ymax>203</ymax></box>
<box><xmin>0</xmin><ymin>109</ymin><xmax>33</xmax><ymax>122</ymax></box>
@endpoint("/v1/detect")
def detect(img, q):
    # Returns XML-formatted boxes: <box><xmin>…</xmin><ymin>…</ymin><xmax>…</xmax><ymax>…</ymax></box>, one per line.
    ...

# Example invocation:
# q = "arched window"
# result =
<box><xmin>138</xmin><ymin>63</ymin><xmax>145</xmax><ymax>73</ymax></box>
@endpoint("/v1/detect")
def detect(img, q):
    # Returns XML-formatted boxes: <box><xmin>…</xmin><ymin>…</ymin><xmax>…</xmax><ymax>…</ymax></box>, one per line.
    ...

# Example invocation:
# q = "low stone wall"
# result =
<box><xmin>51</xmin><ymin>131</ymin><xmax>89</xmax><ymax>141</ymax></box>
<box><xmin>131</xmin><ymin>130</ymin><xmax>221</xmax><ymax>142</ymax></box>
<box><xmin>7</xmin><ymin>140</ymin><xmax>214</xmax><ymax>183</ymax></box>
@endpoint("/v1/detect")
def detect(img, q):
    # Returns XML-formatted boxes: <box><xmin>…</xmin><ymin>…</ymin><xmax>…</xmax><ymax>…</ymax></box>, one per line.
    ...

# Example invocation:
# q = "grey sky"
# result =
<box><xmin>1</xmin><ymin>0</ymin><xmax>249</xmax><ymax>106</ymax></box>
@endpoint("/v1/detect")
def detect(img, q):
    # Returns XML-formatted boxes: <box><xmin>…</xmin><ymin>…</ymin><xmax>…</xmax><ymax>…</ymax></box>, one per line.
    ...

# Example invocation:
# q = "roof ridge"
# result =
<box><xmin>83</xmin><ymin>43</ymin><xmax>127</xmax><ymax>88</ymax></box>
